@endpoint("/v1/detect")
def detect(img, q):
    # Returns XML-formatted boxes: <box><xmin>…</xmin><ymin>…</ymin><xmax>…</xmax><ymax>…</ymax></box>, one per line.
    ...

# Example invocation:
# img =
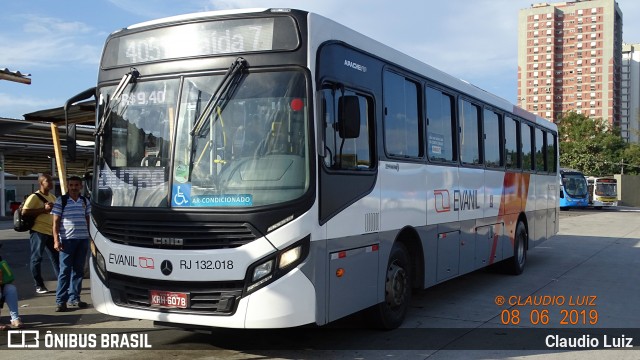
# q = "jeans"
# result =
<box><xmin>1</xmin><ymin>284</ymin><xmax>20</xmax><ymax>321</ymax></box>
<box><xmin>29</xmin><ymin>231</ymin><xmax>60</xmax><ymax>288</ymax></box>
<box><xmin>55</xmin><ymin>239</ymin><xmax>89</xmax><ymax>305</ymax></box>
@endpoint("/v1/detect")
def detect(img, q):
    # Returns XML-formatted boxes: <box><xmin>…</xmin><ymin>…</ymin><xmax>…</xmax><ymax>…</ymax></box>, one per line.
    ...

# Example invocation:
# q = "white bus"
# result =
<box><xmin>586</xmin><ymin>176</ymin><xmax>618</xmax><ymax>209</ymax></box>
<box><xmin>79</xmin><ymin>8</ymin><xmax>559</xmax><ymax>329</ymax></box>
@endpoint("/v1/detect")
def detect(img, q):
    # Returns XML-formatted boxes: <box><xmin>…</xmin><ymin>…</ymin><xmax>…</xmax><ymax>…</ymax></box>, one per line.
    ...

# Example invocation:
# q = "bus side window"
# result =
<box><xmin>483</xmin><ymin>109</ymin><xmax>503</xmax><ymax>168</ymax></box>
<box><xmin>322</xmin><ymin>86</ymin><xmax>374</xmax><ymax>170</ymax></box>
<box><xmin>546</xmin><ymin>131</ymin><xmax>557</xmax><ymax>173</ymax></box>
<box><xmin>383</xmin><ymin>71</ymin><xmax>422</xmax><ymax>158</ymax></box>
<box><xmin>459</xmin><ymin>99</ymin><xmax>482</xmax><ymax>165</ymax></box>
<box><xmin>521</xmin><ymin>122</ymin><xmax>534</xmax><ymax>171</ymax></box>
<box><xmin>426</xmin><ymin>86</ymin><xmax>456</xmax><ymax>162</ymax></box>
<box><xmin>535</xmin><ymin>127</ymin><xmax>545</xmax><ymax>172</ymax></box>
<box><xmin>505</xmin><ymin>116</ymin><xmax>520</xmax><ymax>170</ymax></box>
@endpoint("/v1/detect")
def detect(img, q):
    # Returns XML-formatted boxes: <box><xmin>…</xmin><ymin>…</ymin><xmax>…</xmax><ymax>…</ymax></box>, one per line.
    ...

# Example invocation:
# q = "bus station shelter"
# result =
<box><xmin>0</xmin><ymin>101</ymin><xmax>95</xmax><ymax>215</ymax></box>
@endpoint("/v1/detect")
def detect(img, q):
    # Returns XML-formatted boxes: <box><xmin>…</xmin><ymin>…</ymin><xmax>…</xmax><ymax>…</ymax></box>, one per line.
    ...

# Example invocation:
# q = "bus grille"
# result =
<box><xmin>108</xmin><ymin>273</ymin><xmax>244</xmax><ymax>315</ymax></box>
<box><xmin>100</xmin><ymin>220</ymin><xmax>259</xmax><ymax>249</ymax></box>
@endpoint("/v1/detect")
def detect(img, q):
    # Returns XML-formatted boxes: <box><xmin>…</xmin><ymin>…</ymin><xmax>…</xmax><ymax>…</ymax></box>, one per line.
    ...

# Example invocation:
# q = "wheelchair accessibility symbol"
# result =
<box><xmin>172</xmin><ymin>184</ymin><xmax>192</xmax><ymax>207</ymax></box>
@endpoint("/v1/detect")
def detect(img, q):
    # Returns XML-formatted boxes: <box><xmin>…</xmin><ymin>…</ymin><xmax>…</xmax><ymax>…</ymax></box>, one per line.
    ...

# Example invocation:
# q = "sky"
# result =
<box><xmin>1</xmin><ymin>0</ymin><xmax>640</xmax><ymax>120</ymax></box>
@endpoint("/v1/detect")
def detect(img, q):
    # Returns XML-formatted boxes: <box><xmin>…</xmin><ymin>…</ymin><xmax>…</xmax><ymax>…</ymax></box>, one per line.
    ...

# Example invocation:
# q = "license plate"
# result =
<box><xmin>149</xmin><ymin>290</ymin><xmax>189</xmax><ymax>309</ymax></box>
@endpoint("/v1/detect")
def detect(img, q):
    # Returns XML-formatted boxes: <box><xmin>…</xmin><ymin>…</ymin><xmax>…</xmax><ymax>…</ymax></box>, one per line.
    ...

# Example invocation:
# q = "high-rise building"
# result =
<box><xmin>621</xmin><ymin>43</ymin><xmax>640</xmax><ymax>143</ymax></box>
<box><xmin>518</xmin><ymin>0</ymin><xmax>623</xmax><ymax>127</ymax></box>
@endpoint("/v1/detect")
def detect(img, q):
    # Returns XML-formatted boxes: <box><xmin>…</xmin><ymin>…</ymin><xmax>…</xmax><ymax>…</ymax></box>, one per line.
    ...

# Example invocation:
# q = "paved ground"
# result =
<box><xmin>0</xmin><ymin>208</ymin><xmax>639</xmax><ymax>359</ymax></box>
<box><xmin>0</xmin><ymin>218</ymin><xmax>147</xmax><ymax>330</ymax></box>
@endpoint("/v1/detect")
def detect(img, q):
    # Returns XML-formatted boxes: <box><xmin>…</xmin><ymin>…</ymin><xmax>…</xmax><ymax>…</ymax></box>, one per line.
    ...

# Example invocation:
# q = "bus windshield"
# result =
<box><xmin>96</xmin><ymin>70</ymin><xmax>310</xmax><ymax>208</ymax></box>
<box><xmin>561</xmin><ymin>173</ymin><xmax>588</xmax><ymax>197</ymax></box>
<box><xmin>595</xmin><ymin>182</ymin><xmax>617</xmax><ymax>197</ymax></box>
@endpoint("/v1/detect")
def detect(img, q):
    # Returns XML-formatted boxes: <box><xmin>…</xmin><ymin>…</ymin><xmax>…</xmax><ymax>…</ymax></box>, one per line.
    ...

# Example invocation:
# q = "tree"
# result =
<box><xmin>621</xmin><ymin>143</ymin><xmax>640</xmax><ymax>175</ymax></box>
<box><xmin>557</xmin><ymin>111</ymin><xmax>627</xmax><ymax>176</ymax></box>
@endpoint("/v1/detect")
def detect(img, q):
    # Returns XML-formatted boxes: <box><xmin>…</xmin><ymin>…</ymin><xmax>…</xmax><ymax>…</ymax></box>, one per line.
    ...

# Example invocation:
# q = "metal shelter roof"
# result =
<box><xmin>0</xmin><ymin>68</ymin><xmax>32</xmax><ymax>85</ymax></box>
<box><xmin>23</xmin><ymin>99</ymin><xmax>96</xmax><ymax>125</ymax></box>
<box><xmin>0</xmin><ymin>114</ymin><xmax>95</xmax><ymax>177</ymax></box>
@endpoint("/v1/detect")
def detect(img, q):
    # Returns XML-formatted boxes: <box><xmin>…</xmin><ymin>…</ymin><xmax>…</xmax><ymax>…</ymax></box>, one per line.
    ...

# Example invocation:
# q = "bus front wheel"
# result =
<box><xmin>370</xmin><ymin>242</ymin><xmax>412</xmax><ymax>330</ymax></box>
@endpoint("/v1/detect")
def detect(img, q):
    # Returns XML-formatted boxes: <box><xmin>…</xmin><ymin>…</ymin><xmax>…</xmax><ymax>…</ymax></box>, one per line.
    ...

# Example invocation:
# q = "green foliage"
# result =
<box><xmin>622</xmin><ymin>144</ymin><xmax>640</xmax><ymax>174</ymax></box>
<box><xmin>557</xmin><ymin>111</ymin><xmax>635</xmax><ymax>176</ymax></box>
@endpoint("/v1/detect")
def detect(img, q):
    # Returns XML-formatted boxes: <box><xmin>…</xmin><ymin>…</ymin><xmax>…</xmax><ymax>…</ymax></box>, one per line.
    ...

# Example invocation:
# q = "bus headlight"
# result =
<box><xmin>92</xmin><ymin>242</ymin><xmax>108</xmax><ymax>284</ymax></box>
<box><xmin>252</xmin><ymin>259</ymin><xmax>274</xmax><ymax>282</ymax></box>
<box><xmin>245</xmin><ymin>235</ymin><xmax>310</xmax><ymax>295</ymax></box>
<box><xmin>279</xmin><ymin>246</ymin><xmax>301</xmax><ymax>269</ymax></box>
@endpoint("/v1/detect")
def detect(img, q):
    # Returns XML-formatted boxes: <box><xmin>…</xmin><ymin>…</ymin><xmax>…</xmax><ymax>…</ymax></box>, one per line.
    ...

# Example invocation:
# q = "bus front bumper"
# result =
<box><xmin>593</xmin><ymin>200</ymin><xmax>617</xmax><ymax>207</ymax></box>
<box><xmin>90</xmin><ymin>259</ymin><xmax>317</xmax><ymax>329</ymax></box>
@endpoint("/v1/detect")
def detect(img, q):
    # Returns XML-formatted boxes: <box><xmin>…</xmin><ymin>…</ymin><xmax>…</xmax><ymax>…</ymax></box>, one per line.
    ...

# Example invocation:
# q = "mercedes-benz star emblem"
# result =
<box><xmin>160</xmin><ymin>260</ymin><xmax>173</xmax><ymax>276</ymax></box>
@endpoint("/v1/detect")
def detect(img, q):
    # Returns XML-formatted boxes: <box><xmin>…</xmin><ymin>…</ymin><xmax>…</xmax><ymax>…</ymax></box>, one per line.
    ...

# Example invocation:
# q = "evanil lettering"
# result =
<box><xmin>109</xmin><ymin>253</ymin><xmax>138</xmax><ymax>267</ymax></box>
<box><xmin>453</xmin><ymin>189</ymin><xmax>480</xmax><ymax>211</ymax></box>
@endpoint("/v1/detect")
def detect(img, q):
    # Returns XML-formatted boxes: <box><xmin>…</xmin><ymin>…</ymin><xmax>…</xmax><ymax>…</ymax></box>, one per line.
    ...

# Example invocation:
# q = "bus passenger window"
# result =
<box><xmin>483</xmin><ymin>109</ymin><xmax>503</xmax><ymax>168</ymax></box>
<box><xmin>535</xmin><ymin>128</ymin><xmax>545</xmax><ymax>171</ymax></box>
<box><xmin>505</xmin><ymin>116</ymin><xmax>520</xmax><ymax>169</ymax></box>
<box><xmin>460</xmin><ymin>100</ymin><xmax>482</xmax><ymax>165</ymax></box>
<box><xmin>546</xmin><ymin>132</ymin><xmax>557</xmax><ymax>173</ymax></box>
<box><xmin>383</xmin><ymin>71</ymin><xmax>422</xmax><ymax>158</ymax></box>
<box><xmin>426</xmin><ymin>87</ymin><xmax>456</xmax><ymax>162</ymax></box>
<box><xmin>521</xmin><ymin>123</ymin><xmax>534</xmax><ymax>171</ymax></box>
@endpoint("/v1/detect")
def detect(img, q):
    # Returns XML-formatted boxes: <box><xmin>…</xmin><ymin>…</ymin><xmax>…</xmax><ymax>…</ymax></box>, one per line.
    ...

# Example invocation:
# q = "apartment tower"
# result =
<box><xmin>517</xmin><ymin>0</ymin><xmax>623</xmax><ymax>127</ymax></box>
<box><xmin>621</xmin><ymin>43</ymin><xmax>640</xmax><ymax>143</ymax></box>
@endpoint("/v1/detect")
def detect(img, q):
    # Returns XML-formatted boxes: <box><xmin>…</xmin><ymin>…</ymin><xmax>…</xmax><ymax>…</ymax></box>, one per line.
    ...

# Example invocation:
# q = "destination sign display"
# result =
<box><xmin>102</xmin><ymin>16</ymin><xmax>299</xmax><ymax>67</ymax></box>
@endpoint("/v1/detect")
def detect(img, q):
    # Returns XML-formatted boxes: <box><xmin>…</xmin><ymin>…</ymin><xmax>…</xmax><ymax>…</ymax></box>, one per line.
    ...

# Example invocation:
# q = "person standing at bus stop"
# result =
<box><xmin>52</xmin><ymin>176</ymin><xmax>91</xmax><ymax>312</ymax></box>
<box><xmin>1</xmin><ymin>246</ymin><xmax>24</xmax><ymax>329</ymax></box>
<box><xmin>22</xmin><ymin>173</ymin><xmax>59</xmax><ymax>295</ymax></box>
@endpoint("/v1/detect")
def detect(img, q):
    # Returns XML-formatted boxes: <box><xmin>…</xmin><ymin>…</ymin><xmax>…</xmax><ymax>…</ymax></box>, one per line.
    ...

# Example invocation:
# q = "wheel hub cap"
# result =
<box><xmin>385</xmin><ymin>262</ymin><xmax>407</xmax><ymax>307</ymax></box>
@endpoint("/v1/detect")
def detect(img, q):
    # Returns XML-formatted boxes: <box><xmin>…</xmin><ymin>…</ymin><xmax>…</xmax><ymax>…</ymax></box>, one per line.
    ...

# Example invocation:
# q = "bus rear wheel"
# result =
<box><xmin>370</xmin><ymin>242</ymin><xmax>411</xmax><ymax>329</ymax></box>
<box><xmin>505</xmin><ymin>221</ymin><xmax>527</xmax><ymax>275</ymax></box>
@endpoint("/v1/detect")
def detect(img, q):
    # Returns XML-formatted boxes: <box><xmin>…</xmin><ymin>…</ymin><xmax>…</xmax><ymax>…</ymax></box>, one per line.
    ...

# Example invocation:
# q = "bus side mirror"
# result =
<box><xmin>64</xmin><ymin>87</ymin><xmax>96</xmax><ymax>161</ymax></box>
<box><xmin>338</xmin><ymin>96</ymin><xmax>360</xmax><ymax>139</ymax></box>
<box><xmin>84</xmin><ymin>170</ymin><xmax>93</xmax><ymax>196</ymax></box>
<box><xmin>67</xmin><ymin>124</ymin><xmax>77</xmax><ymax>161</ymax></box>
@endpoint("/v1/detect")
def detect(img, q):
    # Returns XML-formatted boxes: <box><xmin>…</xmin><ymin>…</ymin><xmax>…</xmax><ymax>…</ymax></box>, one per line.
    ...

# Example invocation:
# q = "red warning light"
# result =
<box><xmin>290</xmin><ymin>98</ymin><xmax>303</xmax><ymax>111</ymax></box>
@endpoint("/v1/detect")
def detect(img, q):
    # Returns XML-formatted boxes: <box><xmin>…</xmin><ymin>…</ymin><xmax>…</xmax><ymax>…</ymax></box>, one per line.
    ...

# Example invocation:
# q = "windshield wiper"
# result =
<box><xmin>94</xmin><ymin>68</ymin><xmax>140</xmax><ymax>137</ymax></box>
<box><xmin>188</xmin><ymin>58</ymin><xmax>247</xmax><ymax>181</ymax></box>
<box><xmin>190</xmin><ymin>57</ymin><xmax>247</xmax><ymax>137</ymax></box>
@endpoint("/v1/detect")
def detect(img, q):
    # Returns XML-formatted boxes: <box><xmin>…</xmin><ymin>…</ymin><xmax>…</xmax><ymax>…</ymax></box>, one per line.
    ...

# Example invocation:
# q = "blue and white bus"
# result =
<box><xmin>559</xmin><ymin>168</ymin><xmax>588</xmax><ymax>210</ymax></box>
<box><xmin>78</xmin><ymin>8</ymin><xmax>559</xmax><ymax>329</ymax></box>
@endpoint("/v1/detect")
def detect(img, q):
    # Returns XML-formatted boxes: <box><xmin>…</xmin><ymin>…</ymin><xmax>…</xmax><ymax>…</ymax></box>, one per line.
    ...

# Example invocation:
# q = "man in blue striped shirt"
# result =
<box><xmin>52</xmin><ymin>176</ymin><xmax>91</xmax><ymax>312</ymax></box>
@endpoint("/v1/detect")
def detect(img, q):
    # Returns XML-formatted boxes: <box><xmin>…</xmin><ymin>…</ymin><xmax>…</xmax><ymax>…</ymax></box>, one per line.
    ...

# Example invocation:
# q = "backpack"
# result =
<box><xmin>13</xmin><ymin>192</ymin><xmax>48</xmax><ymax>232</ymax></box>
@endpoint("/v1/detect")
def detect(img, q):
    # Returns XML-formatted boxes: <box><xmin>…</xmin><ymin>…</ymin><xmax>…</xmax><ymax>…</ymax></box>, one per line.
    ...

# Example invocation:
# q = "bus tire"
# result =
<box><xmin>370</xmin><ymin>242</ymin><xmax>412</xmax><ymax>330</ymax></box>
<box><xmin>505</xmin><ymin>221</ymin><xmax>527</xmax><ymax>275</ymax></box>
